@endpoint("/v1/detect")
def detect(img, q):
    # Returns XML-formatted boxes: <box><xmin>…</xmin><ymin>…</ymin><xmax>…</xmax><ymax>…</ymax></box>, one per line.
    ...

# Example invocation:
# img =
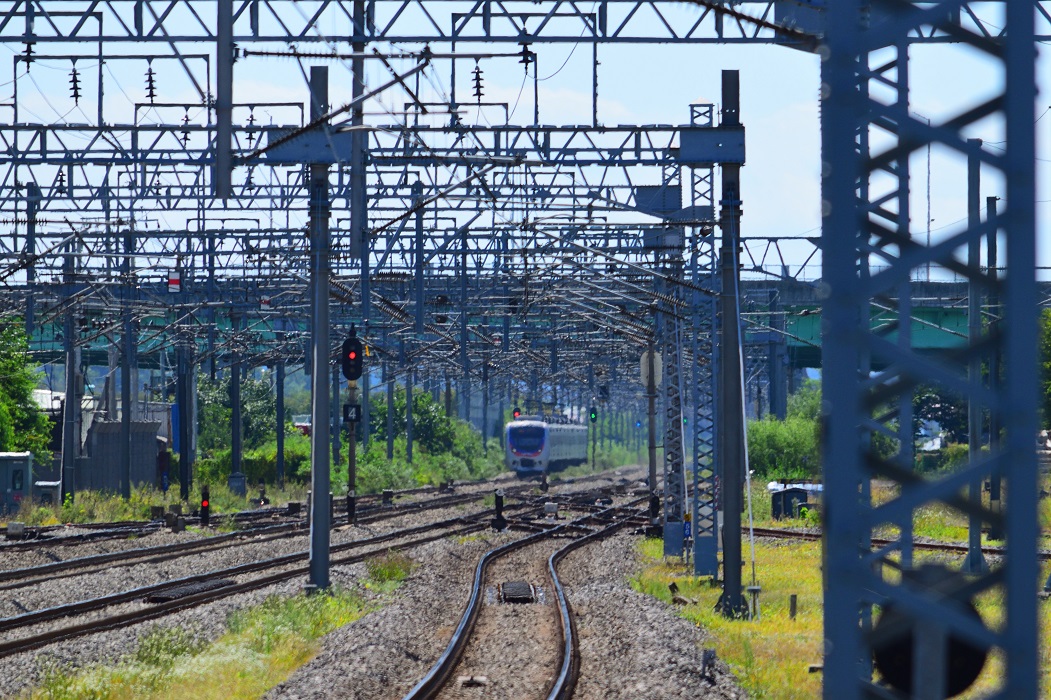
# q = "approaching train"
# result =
<box><xmin>505</xmin><ymin>416</ymin><xmax>589</xmax><ymax>477</ymax></box>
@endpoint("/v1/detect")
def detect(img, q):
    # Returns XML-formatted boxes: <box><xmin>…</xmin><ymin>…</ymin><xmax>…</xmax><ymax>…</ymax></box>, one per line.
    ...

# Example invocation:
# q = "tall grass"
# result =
<box><xmin>633</xmin><ymin>536</ymin><xmax>1051</xmax><ymax>697</ymax></box>
<box><xmin>23</xmin><ymin>580</ymin><xmax>393</xmax><ymax>700</ymax></box>
<box><xmin>2</xmin><ymin>481</ymin><xmax>309</xmax><ymax>528</ymax></box>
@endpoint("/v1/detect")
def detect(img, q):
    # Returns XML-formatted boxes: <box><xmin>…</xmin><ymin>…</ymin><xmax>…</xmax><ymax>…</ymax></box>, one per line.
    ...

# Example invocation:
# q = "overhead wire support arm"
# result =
<box><xmin>236</xmin><ymin>59</ymin><xmax>431</xmax><ymax>163</ymax></box>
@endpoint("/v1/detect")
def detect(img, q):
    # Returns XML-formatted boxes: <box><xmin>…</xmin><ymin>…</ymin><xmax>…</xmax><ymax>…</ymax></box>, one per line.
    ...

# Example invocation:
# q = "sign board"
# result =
<box><xmin>343</xmin><ymin>403</ymin><xmax>362</xmax><ymax>423</ymax></box>
<box><xmin>640</xmin><ymin>350</ymin><xmax>663</xmax><ymax>388</ymax></box>
<box><xmin>168</xmin><ymin>270</ymin><xmax>181</xmax><ymax>293</ymax></box>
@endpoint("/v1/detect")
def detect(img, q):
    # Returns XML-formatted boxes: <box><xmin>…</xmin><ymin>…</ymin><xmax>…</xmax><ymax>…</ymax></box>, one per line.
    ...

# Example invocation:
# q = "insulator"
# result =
<box><xmin>472</xmin><ymin>63</ymin><xmax>484</xmax><ymax>103</ymax></box>
<box><xmin>246</xmin><ymin>111</ymin><xmax>257</xmax><ymax>146</ymax></box>
<box><xmin>518</xmin><ymin>43</ymin><xmax>534</xmax><ymax>66</ymax></box>
<box><xmin>69</xmin><ymin>64</ymin><xmax>82</xmax><ymax>105</ymax></box>
<box><xmin>55</xmin><ymin>170</ymin><xmax>66</xmax><ymax>195</ymax></box>
<box><xmin>22</xmin><ymin>42</ymin><xmax>34</xmax><ymax>70</ymax></box>
<box><xmin>145</xmin><ymin>63</ymin><xmax>157</xmax><ymax>104</ymax></box>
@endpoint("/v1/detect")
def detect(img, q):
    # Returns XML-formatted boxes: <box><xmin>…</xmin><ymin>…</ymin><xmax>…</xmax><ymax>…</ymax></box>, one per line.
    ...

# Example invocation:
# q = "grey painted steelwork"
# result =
<box><xmin>307</xmin><ymin>66</ymin><xmax>332</xmax><ymax>591</ymax></box>
<box><xmin>660</xmin><ymin>261</ymin><xmax>686</xmax><ymax>558</ymax></box>
<box><xmin>820</xmin><ymin>2</ymin><xmax>1038</xmax><ymax>697</ymax></box>
<box><xmin>716</xmin><ymin>70</ymin><xmax>746</xmax><ymax>617</ymax></box>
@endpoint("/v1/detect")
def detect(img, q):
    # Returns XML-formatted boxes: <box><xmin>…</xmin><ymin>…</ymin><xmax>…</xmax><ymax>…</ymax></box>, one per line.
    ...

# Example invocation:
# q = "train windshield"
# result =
<box><xmin>509</xmin><ymin>426</ymin><xmax>545</xmax><ymax>452</ymax></box>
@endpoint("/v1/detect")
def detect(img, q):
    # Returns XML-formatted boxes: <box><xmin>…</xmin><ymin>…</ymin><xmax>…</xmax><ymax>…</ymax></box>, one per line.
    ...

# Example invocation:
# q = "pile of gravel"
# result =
<box><xmin>270</xmin><ymin>529</ymin><xmax>746</xmax><ymax>699</ymax></box>
<box><xmin>266</xmin><ymin>532</ymin><xmax>511</xmax><ymax>699</ymax></box>
<box><xmin>559</xmin><ymin>533</ymin><xmax>746</xmax><ymax>699</ymax></box>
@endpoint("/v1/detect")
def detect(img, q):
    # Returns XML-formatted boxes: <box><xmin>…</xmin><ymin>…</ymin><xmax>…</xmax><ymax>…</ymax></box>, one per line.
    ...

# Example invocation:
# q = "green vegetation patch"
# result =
<box><xmin>631</xmin><ymin>537</ymin><xmax>824</xmax><ymax>700</ymax></box>
<box><xmin>24</xmin><ymin>589</ymin><xmax>371</xmax><ymax>700</ymax></box>
<box><xmin>633</xmin><ymin>537</ymin><xmax>1051</xmax><ymax>698</ymax></box>
<box><xmin>364</xmin><ymin>551</ymin><xmax>416</xmax><ymax>593</ymax></box>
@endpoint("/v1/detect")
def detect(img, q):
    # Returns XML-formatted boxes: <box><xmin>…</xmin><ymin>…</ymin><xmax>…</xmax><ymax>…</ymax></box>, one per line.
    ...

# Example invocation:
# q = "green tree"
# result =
<box><xmin>368</xmin><ymin>387</ymin><xmax>455</xmax><ymax>454</ymax></box>
<box><xmin>912</xmin><ymin>385</ymin><xmax>968</xmax><ymax>443</ymax></box>
<box><xmin>747</xmin><ymin>417</ymin><xmax>820</xmax><ymax>478</ymax></box>
<box><xmin>197</xmin><ymin>373</ymin><xmax>278</xmax><ymax>455</ymax></box>
<box><xmin>0</xmin><ymin>324</ymin><xmax>53</xmax><ymax>463</ymax></box>
<box><xmin>787</xmin><ymin>378</ymin><xmax>821</xmax><ymax>421</ymax></box>
<box><xmin>1040</xmin><ymin>308</ymin><xmax>1051</xmax><ymax>429</ymax></box>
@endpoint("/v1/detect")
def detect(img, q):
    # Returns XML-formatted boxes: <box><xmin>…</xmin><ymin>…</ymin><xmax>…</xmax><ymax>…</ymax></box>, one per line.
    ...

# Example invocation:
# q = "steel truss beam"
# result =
<box><xmin>821</xmin><ymin>1</ymin><xmax>1037</xmax><ymax>697</ymax></box>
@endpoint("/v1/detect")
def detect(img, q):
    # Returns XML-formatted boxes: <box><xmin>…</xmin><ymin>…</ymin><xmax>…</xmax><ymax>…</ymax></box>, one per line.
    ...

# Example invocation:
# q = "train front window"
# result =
<box><xmin>509</xmin><ymin>426</ymin><xmax>544</xmax><ymax>452</ymax></box>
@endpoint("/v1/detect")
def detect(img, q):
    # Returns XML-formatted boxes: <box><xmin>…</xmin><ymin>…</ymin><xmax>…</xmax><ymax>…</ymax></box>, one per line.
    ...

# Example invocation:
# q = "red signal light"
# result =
<box><xmin>341</xmin><ymin>336</ymin><xmax>364</xmax><ymax>380</ymax></box>
<box><xmin>200</xmin><ymin>484</ymin><xmax>211</xmax><ymax>527</ymax></box>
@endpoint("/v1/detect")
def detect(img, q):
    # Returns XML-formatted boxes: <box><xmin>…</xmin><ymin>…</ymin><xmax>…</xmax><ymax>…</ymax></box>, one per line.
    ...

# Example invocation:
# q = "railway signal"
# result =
<box><xmin>200</xmin><ymin>485</ymin><xmax>210</xmax><ymax>527</ymax></box>
<box><xmin>512</xmin><ymin>406</ymin><xmax>521</xmax><ymax>419</ymax></box>
<box><xmin>341</xmin><ymin>334</ymin><xmax>364</xmax><ymax>380</ymax></box>
<box><xmin>589</xmin><ymin>406</ymin><xmax>597</xmax><ymax>423</ymax></box>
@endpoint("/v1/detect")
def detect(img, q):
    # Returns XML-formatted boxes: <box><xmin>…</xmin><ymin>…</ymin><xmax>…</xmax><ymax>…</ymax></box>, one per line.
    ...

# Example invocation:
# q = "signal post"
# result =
<box><xmin>342</xmin><ymin>329</ymin><xmax>364</xmax><ymax>524</ymax></box>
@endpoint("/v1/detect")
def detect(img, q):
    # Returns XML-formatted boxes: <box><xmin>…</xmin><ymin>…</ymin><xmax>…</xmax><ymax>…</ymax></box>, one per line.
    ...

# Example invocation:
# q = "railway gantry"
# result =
<box><xmin>0</xmin><ymin>1</ymin><xmax>1045</xmax><ymax>695</ymax></box>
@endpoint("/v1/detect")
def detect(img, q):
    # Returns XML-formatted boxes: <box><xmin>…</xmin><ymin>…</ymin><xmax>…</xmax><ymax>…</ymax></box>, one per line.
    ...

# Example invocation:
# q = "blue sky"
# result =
<box><xmin>5</xmin><ymin>6</ymin><xmax>1045</xmax><ymax>282</ymax></box>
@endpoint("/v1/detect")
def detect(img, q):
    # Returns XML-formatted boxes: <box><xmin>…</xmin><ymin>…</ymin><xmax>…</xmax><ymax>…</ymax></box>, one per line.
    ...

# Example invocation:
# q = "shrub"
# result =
<box><xmin>746</xmin><ymin>416</ymin><xmax>821</xmax><ymax>478</ymax></box>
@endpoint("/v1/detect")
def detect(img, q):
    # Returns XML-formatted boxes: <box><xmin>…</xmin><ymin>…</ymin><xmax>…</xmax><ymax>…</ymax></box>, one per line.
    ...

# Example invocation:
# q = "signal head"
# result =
<box><xmin>512</xmin><ymin>406</ymin><xmax>521</xmax><ymax>419</ymax></box>
<box><xmin>341</xmin><ymin>336</ymin><xmax>364</xmax><ymax>380</ymax></box>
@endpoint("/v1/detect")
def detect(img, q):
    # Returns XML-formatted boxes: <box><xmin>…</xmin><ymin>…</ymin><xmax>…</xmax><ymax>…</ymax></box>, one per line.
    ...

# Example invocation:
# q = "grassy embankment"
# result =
<box><xmin>21</xmin><ymin>552</ymin><xmax>414</xmax><ymax>700</ymax></box>
<box><xmin>631</xmin><ymin>481</ymin><xmax>1051</xmax><ymax>699</ymax></box>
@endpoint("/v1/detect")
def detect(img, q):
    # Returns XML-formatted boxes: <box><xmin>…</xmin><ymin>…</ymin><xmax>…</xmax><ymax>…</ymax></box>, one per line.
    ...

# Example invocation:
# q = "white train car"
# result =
<box><xmin>505</xmin><ymin>417</ymin><xmax>588</xmax><ymax>477</ymax></box>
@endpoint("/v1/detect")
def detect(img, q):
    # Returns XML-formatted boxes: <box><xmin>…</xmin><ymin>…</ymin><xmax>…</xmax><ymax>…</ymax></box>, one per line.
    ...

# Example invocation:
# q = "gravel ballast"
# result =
<box><xmin>270</xmin><ymin>529</ymin><xmax>746</xmax><ymax>699</ymax></box>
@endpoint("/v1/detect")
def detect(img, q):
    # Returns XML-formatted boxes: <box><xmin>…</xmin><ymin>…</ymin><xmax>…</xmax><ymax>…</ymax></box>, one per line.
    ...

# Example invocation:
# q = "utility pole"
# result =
<box><xmin>120</xmin><ymin>226</ymin><xmax>135</xmax><ymax>502</ymax></box>
<box><xmin>229</xmin><ymin>313</ymin><xmax>246</xmax><ymax>495</ymax></box>
<box><xmin>646</xmin><ymin>337</ymin><xmax>658</xmax><ymax>496</ymax></box>
<box><xmin>307</xmin><ymin>66</ymin><xmax>332</xmax><ymax>593</ymax></box>
<box><xmin>987</xmin><ymin>196</ymin><xmax>1002</xmax><ymax>540</ymax></box>
<box><xmin>60</xmin><ymin>236</ymin><xmax>77</xmax><ymax>503</ymax></box>
<box><xmin>963</xmin><ymin>139</ymin><xmax>988</xmax><ymax>574</ymax></box>
<box><xmin>276</xmin><ymin>344</ymin><xmax>286</xmax><ymax>489</ymax></box>
<box><xmin>347</xmin><ymin>379</ymin><xmax>358</xmax><ymax>522</ymax></box>
<box><xmin>717</xmin><ymin>69</ymin><xmax>746</xmax><ymax>617</ymax></box>
<box><xmin>351</xmin><ymin>0</ymin><xmax>370</xmax><ymax>448</ymax></box>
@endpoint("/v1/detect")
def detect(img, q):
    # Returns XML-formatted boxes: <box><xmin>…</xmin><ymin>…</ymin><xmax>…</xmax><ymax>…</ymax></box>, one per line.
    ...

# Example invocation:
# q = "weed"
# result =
<box><xmin>22</xmin><ymin>589</ymin><xmax>370</xmax><ymax>700</ymax></box>
<box><xmin>133</xmin><ymin>626</ymin><xmax>206</xmax><ymax>668</ymax></box>
<box><xmin>365</xmin><ymin>550</ymin><xmax>414</xmax><ymax>588</ymax></box>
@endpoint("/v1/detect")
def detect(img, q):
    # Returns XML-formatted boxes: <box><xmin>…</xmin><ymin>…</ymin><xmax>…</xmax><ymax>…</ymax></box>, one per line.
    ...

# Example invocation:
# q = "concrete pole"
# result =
<box><xmin>24</xmin><ymin>183</ymin><xmax>40</xmax><ymax>340</ymax></box>
<box><xmin>963</xmin><ymin>139</ymin><xmax>988</xmax><ymax>573</ymax></box>
<box><xmin>307</xmin><ymin>66</ymin><xmax>332</xmax><ymax>592</ymax></box>
<box><xmin>229</xmin><ymin>314</ymin><xmax>245</xmax><ymax>496</ymax></box>
<box><xmin>276</xmin><ymin>354</ymin><xmax>286</xmax><ymax>488</ymax></box>
<box><xmin>120</xmin><ymin>227</ymin><xmax>135</xmax><ymax>501</ymax></box>
<box><xmin>331</xmin><ymin>364</ymin><xmax>341</xmax><ymax>470</ymax></box>
<box><xmin>176</xmin><ymin>342</ymin><xmax>189</xmax><ymax>499</ymax></box>
<box><xmin>987</xmin><ymin>196</ymin><xmax>1002</xmax><ymax>540</ymax></box>
<box><xmin>61</xmin><ymin>241</ymin><xmax>76</xmax><ymax>503</ymax></box>
<box><xmin>460</xmin><ymin>225</ymin><xmax>470</xmax><ymax>422</ymax></box>
<box><xmin>385</xmin><ymin>361</ymin><xmax>395</xmax><ymax>460</ymax></box>
<box><xmin>646</xmin><ymin>339</ymin><xmax>658</xmax><ymax>496</ymax></box>
<box><xmin>352</xmin><ymin>0</ymin><xmax>370</xmax><ymax>449</ymax></box>
<box><xmin>404</xmin><ymin>341</ymin><xmax>414</xmax><ymax>464</ymax></box>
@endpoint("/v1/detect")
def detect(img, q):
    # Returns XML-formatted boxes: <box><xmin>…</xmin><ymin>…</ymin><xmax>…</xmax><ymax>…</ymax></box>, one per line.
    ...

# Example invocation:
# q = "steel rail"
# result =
<box><xmin>748</xmin><ymin>526</ymin><xmax>1034</xmax><ymax>559</ymax></box>
<box><xmin>403</xmin><ymin>499</ymin><xmax>644</xmax><ymax>699</ymax></box>
<box><xmin>0</xmin><ymin>509</ymin><xmax>520</xmax><ymax>640</ymax></box>
<box><xmin>546</xmin><ymin>512</ymin><xmax>638</xmax><ymax>700</ymax></box>
<box><xmin>0</xmin><ymin>520</ymin><xmax>490</xmax><ymax>661</ymax></box>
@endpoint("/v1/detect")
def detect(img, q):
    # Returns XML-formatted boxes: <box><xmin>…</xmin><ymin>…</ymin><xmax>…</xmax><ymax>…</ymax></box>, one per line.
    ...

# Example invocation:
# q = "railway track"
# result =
<box><xmin>748</xmin><ymin>526</ymin><xmax>1038</xmax><ymax>559</ymax></box>
<box><xmin>0</xmin><ymin>472</ymin><xmax>645</xmax><ymax>662</ymax></box>
<box><xmin>404</xmin><ymin>498</ymin><xmax>644</xmax><ymax>699</ymax></box>
<box><xmin>0</xmin><ymin>511</ymin><xmax>504</xmax><ymax>660</ymax></box>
